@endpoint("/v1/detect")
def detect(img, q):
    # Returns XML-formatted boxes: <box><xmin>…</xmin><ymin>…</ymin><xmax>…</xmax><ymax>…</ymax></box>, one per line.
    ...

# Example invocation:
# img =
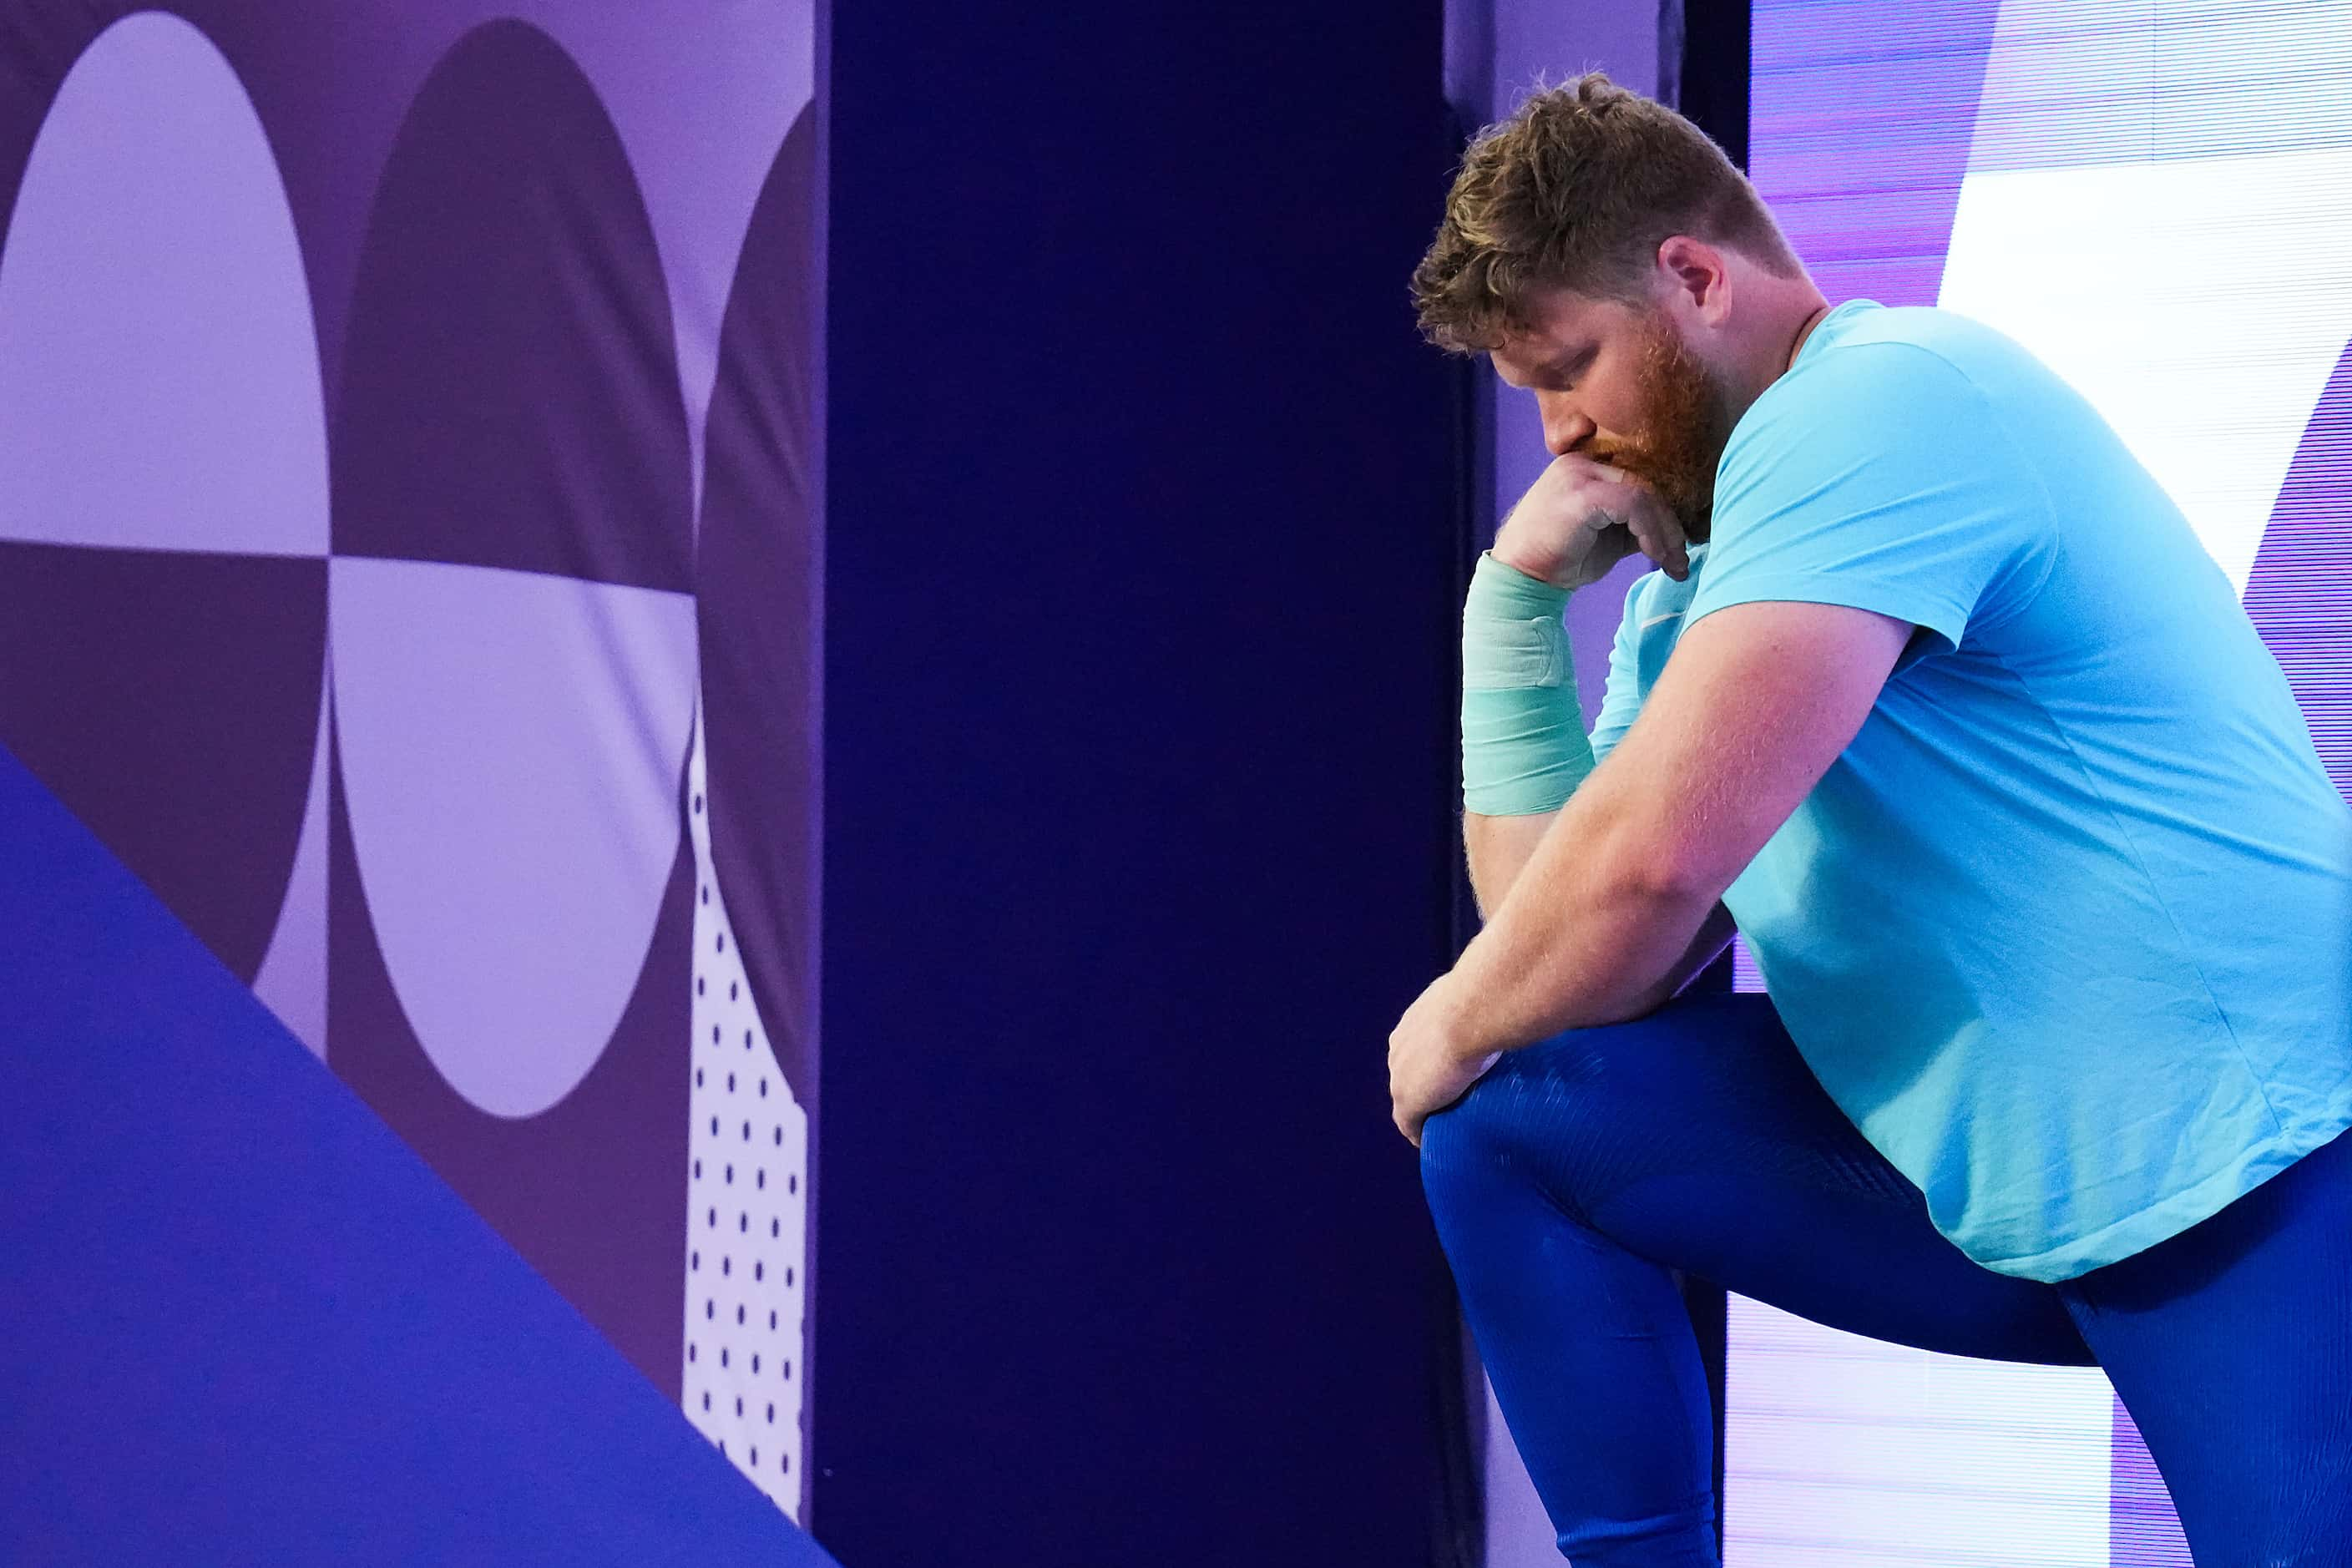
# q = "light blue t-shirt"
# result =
<box><xmin>1589</xmin><ymin>300</ymin><xmax>2352</xmax><ymax>1282</ymax></box>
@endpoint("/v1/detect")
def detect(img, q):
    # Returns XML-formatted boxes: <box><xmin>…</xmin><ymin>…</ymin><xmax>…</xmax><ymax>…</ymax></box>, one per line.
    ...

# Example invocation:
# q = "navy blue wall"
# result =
<box><xmin>817</xmin><ymin>2</ymin><xmax>1464</xmax><ymax>1561</ymax></box>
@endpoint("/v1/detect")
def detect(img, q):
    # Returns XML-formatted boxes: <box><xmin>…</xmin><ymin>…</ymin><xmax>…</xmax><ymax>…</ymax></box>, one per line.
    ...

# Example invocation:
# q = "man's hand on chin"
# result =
<box><xmin>1388</xmin><ymin>974</ymin><xmax>1504</xmax><ymax>1149</ymax></box>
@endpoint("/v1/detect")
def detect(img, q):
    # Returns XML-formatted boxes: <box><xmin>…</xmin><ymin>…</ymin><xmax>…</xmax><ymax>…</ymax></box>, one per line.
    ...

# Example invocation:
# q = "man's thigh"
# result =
<box><xmin>1457</xmin><ymin>989</ymin><xmax>2093</xmax><ymax>1367</ymax></box>
<box><xmin>2059</xmin><ymin>1124</ymin><xmax>2352</xmax><ymax>1565</ymax></box>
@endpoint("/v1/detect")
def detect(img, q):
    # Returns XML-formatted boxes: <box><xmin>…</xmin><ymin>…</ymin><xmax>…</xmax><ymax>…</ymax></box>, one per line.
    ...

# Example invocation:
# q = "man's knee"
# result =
<box><xmin>1421</xmin><ymin>1036</ymin><xmax>1609</xmax><ymax>1207</ymax></box>
<box><xmin>1418</xmin><ymin>1066</ymin><xmax>1510</xmax><ymax>1186</ymax></box>
<box><xmin>1419</xmin><ymin>1008</ymin><xmax>1723</xmax><ymax>1220</ymax></box>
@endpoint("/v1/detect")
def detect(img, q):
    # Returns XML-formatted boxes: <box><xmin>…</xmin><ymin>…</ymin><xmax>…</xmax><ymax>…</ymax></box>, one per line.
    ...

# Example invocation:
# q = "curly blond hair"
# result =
<box><xmin>1411</xmin><ymin>72</ymin><xmax>1800</xmax><ymax>354</ymax></box>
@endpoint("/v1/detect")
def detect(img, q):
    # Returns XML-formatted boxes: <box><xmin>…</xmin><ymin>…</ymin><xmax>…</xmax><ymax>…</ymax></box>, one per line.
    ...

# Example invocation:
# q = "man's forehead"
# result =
<box><xmin>1525</xmin><ymin>287</ymin><xmax>1615</xmax><ymax>334</ymax></box>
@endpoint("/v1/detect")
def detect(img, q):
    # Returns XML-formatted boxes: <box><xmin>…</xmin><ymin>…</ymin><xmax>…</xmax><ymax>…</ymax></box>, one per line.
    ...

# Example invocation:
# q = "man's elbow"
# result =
<box><xmin>1576</xmin><ymin>772</ymin><xmax>1739</xmax><ymax>909</ymax></box>
<box><xmin>1604</xmin><ymin>823</ymin><xmax>1727</xmax><ymax>909</ymax></box>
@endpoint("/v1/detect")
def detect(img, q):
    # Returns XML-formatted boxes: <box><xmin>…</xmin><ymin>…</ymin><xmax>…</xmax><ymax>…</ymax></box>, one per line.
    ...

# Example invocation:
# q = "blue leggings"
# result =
<box><xmin>1419</xmin><ymin>990</ymin><xmax>2352</xmax><ymax>1565</ymax></box>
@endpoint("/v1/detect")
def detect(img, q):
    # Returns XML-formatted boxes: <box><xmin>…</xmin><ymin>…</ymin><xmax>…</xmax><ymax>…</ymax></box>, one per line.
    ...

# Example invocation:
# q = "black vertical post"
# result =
<box><xmin>1676</xmin><ymin>0</ymin><xmax>1752</xmax><ymax>171</ymax></box>
<box><xmin>1434</xmin><ymin>88</ymin><xmax>1495</xmax><ymax>1567</ymax></box>
<box><xmin>1669</xmin><ymin>7</ymin><xmax>1753</xmax><ymax>1550</ymax></box>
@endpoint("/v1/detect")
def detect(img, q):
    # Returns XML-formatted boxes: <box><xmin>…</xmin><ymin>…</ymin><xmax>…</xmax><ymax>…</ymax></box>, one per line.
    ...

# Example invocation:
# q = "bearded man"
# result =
<box><xmin>1391</xmin><ymin>72</ymin><xmax>2352</xmax><ymax>1567</ymax></box>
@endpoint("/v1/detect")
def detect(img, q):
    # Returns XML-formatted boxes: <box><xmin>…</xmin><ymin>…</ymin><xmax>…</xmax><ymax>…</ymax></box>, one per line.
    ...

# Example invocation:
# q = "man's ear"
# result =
<box><xmin>1654</xmin><ymin>235</ymin><xmax>1731</xmax><ymax>325</ymax></box>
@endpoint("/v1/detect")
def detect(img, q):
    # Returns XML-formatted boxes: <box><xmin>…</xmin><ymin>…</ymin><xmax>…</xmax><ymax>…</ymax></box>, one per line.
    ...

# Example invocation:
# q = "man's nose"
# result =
<box><xmin>1542</xmin><ymin>405</ymin><xmax>1596</xmax><ymax>458</ymax></box>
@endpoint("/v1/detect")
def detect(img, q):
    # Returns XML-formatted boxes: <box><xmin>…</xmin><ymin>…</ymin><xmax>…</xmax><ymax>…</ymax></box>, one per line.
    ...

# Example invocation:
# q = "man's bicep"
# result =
<box><xmin>1600</xmin><ymin>598</ymin><xmax>1914</xmax><ymax>899</ymax></box>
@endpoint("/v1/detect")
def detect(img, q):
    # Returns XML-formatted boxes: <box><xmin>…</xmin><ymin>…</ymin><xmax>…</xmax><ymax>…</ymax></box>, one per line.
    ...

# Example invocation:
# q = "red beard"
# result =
<box><xmin>1602</xmin><ymin>310</ymin><xmax>1730</xmax><ymax>542</ymax></box>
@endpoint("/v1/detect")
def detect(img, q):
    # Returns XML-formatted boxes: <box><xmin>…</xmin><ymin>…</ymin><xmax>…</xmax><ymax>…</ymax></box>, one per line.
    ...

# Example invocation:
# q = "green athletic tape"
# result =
<box><xmin>1460</xmin><ymin>552</ymin><xmax>1595</xmax><ymax>816</ymax></box>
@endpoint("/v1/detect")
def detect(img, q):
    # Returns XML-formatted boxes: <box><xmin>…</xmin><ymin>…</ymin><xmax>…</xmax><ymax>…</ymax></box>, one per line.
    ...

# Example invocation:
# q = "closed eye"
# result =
<box><xmin>1547</xmin><ymin>346</ymin><xmax>1597</xmax><ymax>388</ymax></box>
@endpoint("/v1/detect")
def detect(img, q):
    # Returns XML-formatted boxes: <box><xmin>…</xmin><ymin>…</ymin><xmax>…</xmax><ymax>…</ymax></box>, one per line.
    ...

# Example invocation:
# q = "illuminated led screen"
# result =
<box><xmin>1723</xmin><ymin>3</ymin><xmax>2352</xmax><ymax>1562</ymax></box>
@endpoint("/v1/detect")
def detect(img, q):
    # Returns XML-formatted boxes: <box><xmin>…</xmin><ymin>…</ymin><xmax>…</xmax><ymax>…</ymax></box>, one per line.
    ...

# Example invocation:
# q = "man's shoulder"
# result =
<box><xmin>1819</xmin><ymin>301</ymin><xmax>1993</xmax><ymax>354</ymax></box>
<box><xmin>1727</xmin><ymin>308</ymin><xmax>2021</xmax><ymax>471</ymax></box>
<box><xmin>1707</xmin><ymin>303</ymin><xmax>2066</xmax><ymax>554</ymax></box>
<box><xmin>1792</xmin><ymin>303</ymin><xmax>2048</xmax><ymax>405</ymax></box>
<box><xmin>1789</xmin><ymin>311</ymin><xmax>1994</xmax><ymax>397</ymax></box>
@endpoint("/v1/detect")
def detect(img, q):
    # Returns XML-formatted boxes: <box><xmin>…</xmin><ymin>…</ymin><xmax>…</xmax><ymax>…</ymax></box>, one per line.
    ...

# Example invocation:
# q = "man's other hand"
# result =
<box><xmin>1388</xmin><ymin>974</ymin><xmax>1503</xmax><ymax>1148</ymax></box>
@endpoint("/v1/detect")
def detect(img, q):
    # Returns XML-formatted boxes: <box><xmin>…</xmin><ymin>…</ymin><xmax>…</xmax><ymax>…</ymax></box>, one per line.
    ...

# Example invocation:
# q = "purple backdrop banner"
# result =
<box><xmin>0</xmin><ymin>0</ymin><xmax>820</xmax><ymax>1521</ymax></box>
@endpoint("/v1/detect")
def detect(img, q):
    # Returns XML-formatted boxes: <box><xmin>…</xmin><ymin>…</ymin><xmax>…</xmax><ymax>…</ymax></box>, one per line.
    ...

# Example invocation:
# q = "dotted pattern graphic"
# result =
<box><xmin>681</xmin><ymin>706</ymin><xmax>810</xmax><ymax>1515</ymax></box>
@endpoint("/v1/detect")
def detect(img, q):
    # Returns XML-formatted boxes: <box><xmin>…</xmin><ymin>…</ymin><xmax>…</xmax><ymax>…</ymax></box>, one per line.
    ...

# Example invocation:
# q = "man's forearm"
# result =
<box><xmin>1449</xmin><ymin>778</ymin><xmax>1727</xmax><ymax>1050</ymax></box>
<box><xmin>1454</xmin><ymin>549</ymin><xmax>1731</xmax><ymax>1037</ymax></box>
<box><xmin>1462</xmin><ymin>807</ymin><xmax>1557</xmax><ymax>918</ymax></box>
<box><xmin>1464</xmin><ymin>801</ymin><xmax>1737</xmax><ymax>1004</ymax></box>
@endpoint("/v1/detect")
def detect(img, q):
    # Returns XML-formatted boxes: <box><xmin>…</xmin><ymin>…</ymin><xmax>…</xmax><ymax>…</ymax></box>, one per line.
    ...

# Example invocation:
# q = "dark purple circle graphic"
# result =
<box><xmin>0</xmin><ymin>547</ymin><xmax>324</xmax><ymax>983</ymax></box>
<box><xmin>333</xmin><ymin>18</ymin><xmax>690</xmax><ymax>588</ymax></box>
<box><xmin>698</xmin><ymin>105</ymin><xmax>820</xmax><ymax>1106</ymax></box>
<box><xmin>326</xmin><ymin>18</ymin><xmax>701</xmax><ymax>1398</ymax></box>
<box><xmin>2244</xmin><ymin>336</ymin><xmax>2352</xmax><ymax>807</ymax></box>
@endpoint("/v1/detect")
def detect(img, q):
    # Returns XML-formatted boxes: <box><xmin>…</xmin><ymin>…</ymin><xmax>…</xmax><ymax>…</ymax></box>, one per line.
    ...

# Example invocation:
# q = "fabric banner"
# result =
<box><xmin>0</xmin><ymin>0</ymin><xmax>820</xmax><ymax>1520</ymax></box>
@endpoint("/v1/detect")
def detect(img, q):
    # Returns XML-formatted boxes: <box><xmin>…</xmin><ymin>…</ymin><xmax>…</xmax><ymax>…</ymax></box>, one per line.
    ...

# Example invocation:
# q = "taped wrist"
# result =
<box><xmin>1460</xmin><ymin>551</ymin><xmax>1594</xmax><ymax>816</ymax></box>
